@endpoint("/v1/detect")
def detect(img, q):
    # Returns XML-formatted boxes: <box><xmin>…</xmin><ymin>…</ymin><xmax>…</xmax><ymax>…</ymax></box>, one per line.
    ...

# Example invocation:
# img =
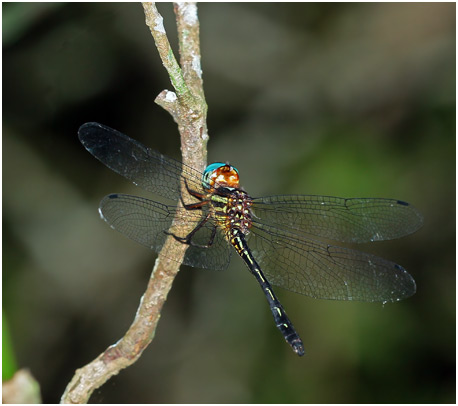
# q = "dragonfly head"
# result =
<box><xmin>202</xmin><ymin>162</ymin><xmax>240</xmax><ymax>190</ymax></box>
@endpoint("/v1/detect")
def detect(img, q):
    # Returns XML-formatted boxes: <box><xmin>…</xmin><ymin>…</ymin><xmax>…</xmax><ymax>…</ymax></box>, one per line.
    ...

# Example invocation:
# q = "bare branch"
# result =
<box><xmin>174</xmin><ymin>3</ymin><xmax>205</xmax><ymax>100</ymax></box>
<box><xmin>61</xmin><ymin>3</ymin><xmax>208</xmax><ymax>403</ymax></box>
<box><xmin>144</xmin><ymin>1</ymin><xmax>208</xmax><ymax>168</ymax></box>
<box><xmin>142</xmin><ymin>2</ymin><xmax>193</xmax><ymax>107</ymax></box>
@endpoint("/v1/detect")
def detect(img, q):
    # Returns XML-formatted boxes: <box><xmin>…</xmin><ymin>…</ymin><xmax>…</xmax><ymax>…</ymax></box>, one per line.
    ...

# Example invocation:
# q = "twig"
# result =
<box><xmin>61</xmin><ymin>3</ymin><xmax>207</xmax><ymax>403</ymax></box>
<box><xmin>144</xmin><ymin>2</ymin><xmax>208</xmax><ymax>168</ymax></box>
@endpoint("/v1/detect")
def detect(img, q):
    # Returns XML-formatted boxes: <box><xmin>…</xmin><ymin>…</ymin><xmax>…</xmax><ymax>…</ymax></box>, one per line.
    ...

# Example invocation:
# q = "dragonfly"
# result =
<box><xmin>78</xmin><ymin>122</ymin><xmax>423</xmax><ymax>356</ymax></box>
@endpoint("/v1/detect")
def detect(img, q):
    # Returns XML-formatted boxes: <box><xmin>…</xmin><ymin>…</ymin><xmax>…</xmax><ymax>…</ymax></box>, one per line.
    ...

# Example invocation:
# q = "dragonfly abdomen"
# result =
<box><xmin>230</xmin><ymin>229</ymin><xmax>305</xmax><ymax>356</ymax></box>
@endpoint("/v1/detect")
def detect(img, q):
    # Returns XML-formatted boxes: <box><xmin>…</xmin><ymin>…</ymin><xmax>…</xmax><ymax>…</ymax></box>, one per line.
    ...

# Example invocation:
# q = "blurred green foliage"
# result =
<box><xmin>3</xmin><ymin>2</ymin><xmax>455</xmax><ymax>404</ymax></box>
<box><xmin>2</xmin><ymin>312</ymin><xmax>18</xmax><ymax>380</ymax></box>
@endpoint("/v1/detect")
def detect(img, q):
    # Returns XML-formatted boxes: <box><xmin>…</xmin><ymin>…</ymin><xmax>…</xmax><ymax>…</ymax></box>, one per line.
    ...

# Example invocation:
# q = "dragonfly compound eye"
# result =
<box><xmin>202</xmin><ymin>163</ymin><xmax>240</xmax><ymax>190</ymax></box>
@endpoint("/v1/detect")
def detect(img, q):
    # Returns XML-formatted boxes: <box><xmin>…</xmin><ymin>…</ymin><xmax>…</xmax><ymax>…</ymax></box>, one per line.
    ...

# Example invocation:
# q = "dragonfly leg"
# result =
<box><xmin>177</xmin><ymin>178</ymin><xmax>210</xmax><ymax>210</ymax></box>
<box><xmin>165</xmin><ymin>213</ymin><xmax>218</xmax><ymax>249</ymax></box>
<box><xmin>181</xmin><ymin>199</ymin><xmax>209</xmax><ymax>210</ymax></box>
<box><xmin>181</xmin><ymin>177</ymin><xmax>207</xmax><ymax>203</ymax></box>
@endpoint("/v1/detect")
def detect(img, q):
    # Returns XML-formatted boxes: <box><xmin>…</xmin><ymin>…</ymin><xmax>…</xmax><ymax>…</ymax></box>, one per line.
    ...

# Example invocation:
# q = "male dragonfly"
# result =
<box><xmin>79</xmin><ymin>122</ymin><xmax>423</xmax><ymax>356</ymax></box>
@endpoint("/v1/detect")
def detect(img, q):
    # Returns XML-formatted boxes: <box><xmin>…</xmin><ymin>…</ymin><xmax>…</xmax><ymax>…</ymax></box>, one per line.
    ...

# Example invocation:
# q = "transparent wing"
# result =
<box><xmin>99</xmin><ymin>194</ymin><xmax>232</xmax><ymax>271</ymax></box>
<box><xmin>78</xmin><ymin>122</ymin><xmax>205</xmax><ymax>202</ymax></box>
<box><xmin>252</xmin><ymin>195</ymin><xmax>423</xmax><ymax>243</ymax></box>
<box><xmin>247</xmin><ymin>223</ymin><xmax>416</xmax><ymax>302</ymax></box>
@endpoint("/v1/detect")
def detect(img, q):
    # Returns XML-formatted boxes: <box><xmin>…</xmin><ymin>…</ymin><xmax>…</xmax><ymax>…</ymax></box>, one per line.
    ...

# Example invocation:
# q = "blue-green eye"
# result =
<box><xmin>202</xmin><ymin>162</ymin><xmax>239</xmax><ymax>190</ymax></box>
<box><xmin>202</xmin><ymin>163</ymin><xmax>226</xmax><ymax>189</ymax></box>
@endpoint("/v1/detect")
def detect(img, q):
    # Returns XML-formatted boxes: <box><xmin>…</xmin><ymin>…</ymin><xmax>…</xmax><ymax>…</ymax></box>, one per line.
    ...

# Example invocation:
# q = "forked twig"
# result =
<box><xmin>61</xmin><ymin>3</ymin><xmax>207</xmax><ymax>403</ymax></box>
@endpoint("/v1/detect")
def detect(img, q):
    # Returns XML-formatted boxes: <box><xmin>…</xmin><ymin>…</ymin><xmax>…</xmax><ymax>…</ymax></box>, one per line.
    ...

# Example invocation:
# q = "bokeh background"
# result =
<box><xmin>3</xmin><ymin>2</ymin><xmax>455</xmax><ymax>403</ymax></box>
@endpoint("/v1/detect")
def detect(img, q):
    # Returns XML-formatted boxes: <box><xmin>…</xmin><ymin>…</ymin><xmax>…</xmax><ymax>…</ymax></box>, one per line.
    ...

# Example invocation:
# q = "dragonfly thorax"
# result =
<box><xmin>202</xmin><ymin>162</ymin><xmax>240</xmax><ymax>190</ymax></box>
<box><xmin>211</xmin><ymin>189</ymin><xmax>253</xmax><ymax>237</ymax></box>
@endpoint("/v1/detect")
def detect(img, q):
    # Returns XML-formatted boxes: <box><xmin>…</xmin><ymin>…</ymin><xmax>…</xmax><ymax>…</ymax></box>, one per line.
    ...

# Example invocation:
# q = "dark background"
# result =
<box><xmin>3</xmin><ymin>3</ymin><xmax>455</xmax><ymax>403</ymax></box>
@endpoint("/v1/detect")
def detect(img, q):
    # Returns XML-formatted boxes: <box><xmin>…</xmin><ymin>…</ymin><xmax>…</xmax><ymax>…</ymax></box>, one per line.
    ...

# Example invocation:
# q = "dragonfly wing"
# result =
<box><xmin>99</xmin><ymin>194</ymin><xmax>231</xmax><ymax>271</ymax></box>
<box><xmin>79</xmin><ymin>123</ymin><xmax>204</xmax><ymax>202</ymax></box>
<box><xmin>247</xmin><ymin>223</ymin><xmax>416</xmax><ymax>302</ymax></box>
<box><xmin>252</xmin><ymin>195</ymin><xmax>423</xmax><ymax>243</ymax></box>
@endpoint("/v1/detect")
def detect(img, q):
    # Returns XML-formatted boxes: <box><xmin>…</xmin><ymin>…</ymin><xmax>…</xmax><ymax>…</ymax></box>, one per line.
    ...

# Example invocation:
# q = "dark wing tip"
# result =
<box><xmin>78</xmin><ymin>123</ymin><xmax>119</xmax><ymax>151</ymax></box>
<box><xmin>397</xmin><ymin>200</ymin><xmax>424</xmax><ymax>233</ymax></box>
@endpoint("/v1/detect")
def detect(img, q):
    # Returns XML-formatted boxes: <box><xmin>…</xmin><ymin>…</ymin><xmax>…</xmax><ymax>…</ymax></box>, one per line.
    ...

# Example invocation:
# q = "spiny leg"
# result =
<box><xmin>165</xmin><ymin>177</ymin><xmax>218</xmax><ymax>247</ymax></box>
<box><xmin>179</xmin><ymin>177</ymin><xmax>207</xmax><ymax>208</ymax></box>
<box><xmin>165</xmin><ymin>213</ymin><xmax>218</xmax><ymax>249</ymax></box>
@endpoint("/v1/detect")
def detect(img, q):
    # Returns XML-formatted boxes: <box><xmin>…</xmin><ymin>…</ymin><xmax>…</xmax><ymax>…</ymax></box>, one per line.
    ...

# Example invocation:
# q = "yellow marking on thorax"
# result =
<box><xmin>211</xmin><ymin>194</ymin><xmax>229</xmax><ymax>204</ymax></box>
